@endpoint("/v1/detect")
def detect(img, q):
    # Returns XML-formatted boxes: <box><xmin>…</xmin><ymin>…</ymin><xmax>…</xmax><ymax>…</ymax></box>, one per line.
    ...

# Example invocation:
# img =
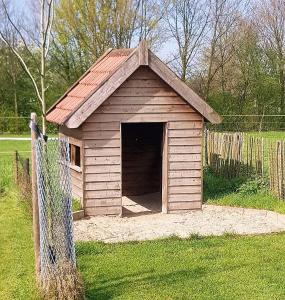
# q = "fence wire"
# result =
<box><xmin>35</xmin><ymin>137</ymin><xmax>75</xmax><ymax>281</ymax></box>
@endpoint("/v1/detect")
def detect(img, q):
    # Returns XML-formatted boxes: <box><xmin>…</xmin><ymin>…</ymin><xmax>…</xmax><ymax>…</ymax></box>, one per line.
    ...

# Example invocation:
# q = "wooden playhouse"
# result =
<box><xmin>46</xmin><ymin>41</ymin><xmax>221</xmax><ymax>216</ymax></box>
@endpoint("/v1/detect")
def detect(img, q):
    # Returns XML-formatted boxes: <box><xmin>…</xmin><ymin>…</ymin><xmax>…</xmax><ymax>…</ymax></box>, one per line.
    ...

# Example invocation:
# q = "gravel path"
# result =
<box><xmin>73</xmin><ymin>205</ymin><xmax>285</xmax><ymax>243</ymax></box>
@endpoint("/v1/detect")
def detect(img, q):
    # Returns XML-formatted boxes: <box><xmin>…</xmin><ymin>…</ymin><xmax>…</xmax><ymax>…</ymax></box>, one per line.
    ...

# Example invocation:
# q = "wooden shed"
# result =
<box><xmin>46</xmin><ymin>41</ymin><xmax>221</xmax><ymax>216</ymax></box>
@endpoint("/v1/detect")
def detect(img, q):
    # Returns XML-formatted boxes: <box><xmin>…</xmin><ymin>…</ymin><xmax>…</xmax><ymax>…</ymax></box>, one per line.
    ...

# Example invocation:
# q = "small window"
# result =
<box><xmin>70</xmin><ymin>144</ymin><xmax>81</xmax><ymax>168</ymax></box>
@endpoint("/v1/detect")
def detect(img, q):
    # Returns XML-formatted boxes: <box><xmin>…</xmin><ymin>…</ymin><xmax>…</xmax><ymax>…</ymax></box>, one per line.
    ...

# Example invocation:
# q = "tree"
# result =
<box><xmin>204</xmin><ymin>0</ymin><xmax>244</xmax><ymax>99</ymax></box>
<box><xmin>255</xmin><ymin>0</ymin><xmax>285</xmax><ymax>114</ymax></box>
<box><xmin>51</xmin><ymin>0</ymin><xmax>164</xmax><ymax>86</ymax></box>
<box><xmin>0</xmin><ymin>0</ymin><xmax>54</xmax><ymax>134</ymax></box>
<box><xmin>166</xmin><ymin>0</ymin><xmax>210</xmax><ymax>81</ymax></box>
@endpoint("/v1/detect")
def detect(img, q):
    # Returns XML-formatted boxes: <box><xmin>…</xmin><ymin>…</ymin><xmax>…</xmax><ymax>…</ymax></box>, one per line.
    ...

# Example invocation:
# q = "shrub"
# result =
<box><xmin>237</xmin><ymin>177</ymin><xmax>269</xmax><ymax>196</ymax></box>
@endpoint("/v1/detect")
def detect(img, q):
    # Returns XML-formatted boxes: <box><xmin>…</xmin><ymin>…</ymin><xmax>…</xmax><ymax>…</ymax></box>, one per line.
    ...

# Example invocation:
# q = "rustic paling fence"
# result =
<box><xmin>268</xmin><ymin>141</ymin><xmax>285</xmax><ymax>199</ymax></box>
<box><xmin>205</xmin><ymin>130</ymin><xmax>285</xmax><ymax>200</ymax></box>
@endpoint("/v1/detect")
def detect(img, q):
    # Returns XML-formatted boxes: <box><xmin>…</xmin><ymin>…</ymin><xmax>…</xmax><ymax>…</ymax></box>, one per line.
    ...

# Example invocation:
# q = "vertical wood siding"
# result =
<box><xmin>82</xmin><ymin>66</ymin><xmax>203</xmax><ymax>215</ymax></box>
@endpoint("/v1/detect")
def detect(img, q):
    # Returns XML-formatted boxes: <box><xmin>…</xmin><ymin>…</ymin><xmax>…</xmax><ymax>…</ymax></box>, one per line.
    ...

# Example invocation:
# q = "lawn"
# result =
<box><xmin>0</xmin><ymin>190</ymin><xmax>39</xmax><ymax>300</ymax></box>
<box><xmin>77</xmin><ymin>233</ymin><xmax>285</xmax><ymax>300</ymax></box>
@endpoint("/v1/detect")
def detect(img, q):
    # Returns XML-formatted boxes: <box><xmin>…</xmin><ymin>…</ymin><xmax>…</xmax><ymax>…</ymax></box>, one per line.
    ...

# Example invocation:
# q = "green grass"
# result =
<box><xmin>73</xmin><ymin>198</ymin><xmax>82</xmax><ymax>212</ymax></box>
<box><xmin>0</xmin><ymin>189</ymin><xmax>39</xmax><ymax>300</ymax></box>
<box><xmin>248</xmin><ymin>131</ymin><xmax>285</xmax><ymax>140</ymax></box>
<box><xmin>77</xmin><ymin>234</ymin><xmax>285</xmax><ymax>299</ymax></box>
<box><xmin>204</xmin><ymin>170</ymin><xmax>285</xmax><ymax>214</ymax></box>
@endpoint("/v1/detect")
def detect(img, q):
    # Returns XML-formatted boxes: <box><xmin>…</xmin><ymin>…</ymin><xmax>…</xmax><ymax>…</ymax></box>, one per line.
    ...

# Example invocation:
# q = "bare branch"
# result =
<box><xmin>44</xmin><ymin>0</ymin><xmax>54</xmax><ymax>58</ymax></box>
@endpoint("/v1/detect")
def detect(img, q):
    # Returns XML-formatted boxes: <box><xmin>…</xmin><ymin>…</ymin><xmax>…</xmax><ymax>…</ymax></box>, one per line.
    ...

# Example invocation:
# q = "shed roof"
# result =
<box><xmin>47</xmin><ymin>41</ymin><xmax>221</xmax><ymax>127</ymax></box>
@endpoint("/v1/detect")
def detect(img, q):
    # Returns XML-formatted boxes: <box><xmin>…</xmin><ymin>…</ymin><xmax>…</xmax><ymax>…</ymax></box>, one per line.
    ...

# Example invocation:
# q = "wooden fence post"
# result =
<box><xmin>31</xmin><ymin>112</ymin><xmax>40</xmax><ymax>279</ymax></box>
<box><xmin>14</xmin><ymin>150</ymin><xmax>18</xmax><ymax>184</ymax></box>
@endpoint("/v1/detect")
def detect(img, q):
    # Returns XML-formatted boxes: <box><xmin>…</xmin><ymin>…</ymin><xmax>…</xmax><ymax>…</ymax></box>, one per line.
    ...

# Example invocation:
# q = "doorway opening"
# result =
<box><xmin>121</xmin><ymin>122</ymin><xmax>164</xmax><ymax>216</ymax></box>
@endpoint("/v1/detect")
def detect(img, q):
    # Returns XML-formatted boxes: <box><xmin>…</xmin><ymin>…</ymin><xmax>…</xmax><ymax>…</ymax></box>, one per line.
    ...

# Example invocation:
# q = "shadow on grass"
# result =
<box><xmin>203</xmin><ymin>168</ymin><xmax>247</xmax><ymax>202</ymax></box>
<box><xmin>84</xmin><ymin>268</ymin><xmax>207</xmax><ymax>300</ymax></box>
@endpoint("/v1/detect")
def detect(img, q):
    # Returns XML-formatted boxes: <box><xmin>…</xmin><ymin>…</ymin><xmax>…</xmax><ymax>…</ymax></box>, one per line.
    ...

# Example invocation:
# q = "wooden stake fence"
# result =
<box><xmin>206</xmin><ymin>130</ymin><xmax>285</xmax><ymax>201</ymax></box>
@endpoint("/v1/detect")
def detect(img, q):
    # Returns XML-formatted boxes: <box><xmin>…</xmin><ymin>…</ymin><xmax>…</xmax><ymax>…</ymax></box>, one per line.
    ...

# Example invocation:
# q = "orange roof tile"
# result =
<box><xmin>46</xmin><ymin>48</ymin><xmax>134</xmax><ymax>125</ymax></box>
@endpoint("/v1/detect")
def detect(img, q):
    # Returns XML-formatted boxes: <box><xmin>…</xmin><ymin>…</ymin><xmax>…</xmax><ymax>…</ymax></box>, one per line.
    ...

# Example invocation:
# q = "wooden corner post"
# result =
<box><xmin>31</xmin><ymin>112</ymin><xmax>40</xmax><ymax>279</ymax></box>
<box><xmin>138</xmin><ymin>39</ymin><xmax>149</xmax><ymax>65</ymax></box>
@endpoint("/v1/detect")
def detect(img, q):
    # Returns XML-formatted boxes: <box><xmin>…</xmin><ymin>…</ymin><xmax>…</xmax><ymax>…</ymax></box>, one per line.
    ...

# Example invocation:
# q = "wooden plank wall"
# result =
<box><xmin>59</xmin><ymin>126</ymin><xmax>84</xmax><ymax>205</ymax></box>
<box><xmin>82</xmin><ymin>66</ymin><xmax>203</xmax><ymax>215</ymax></box>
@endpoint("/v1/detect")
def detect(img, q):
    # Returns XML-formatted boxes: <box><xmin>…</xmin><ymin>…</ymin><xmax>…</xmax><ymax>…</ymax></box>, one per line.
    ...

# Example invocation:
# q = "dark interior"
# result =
<box><xmin>122</xmin><ymin>123</ymin><xmax>163</xmax><ymax>213</ymax></box>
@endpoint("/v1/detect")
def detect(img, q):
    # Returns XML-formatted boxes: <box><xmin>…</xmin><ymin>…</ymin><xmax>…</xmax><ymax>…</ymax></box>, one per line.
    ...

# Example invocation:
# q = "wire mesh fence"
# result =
<box><xmin>35</xmin><ymin>137</ymin><xmax>82</xmax><ymax>298</ymax></box>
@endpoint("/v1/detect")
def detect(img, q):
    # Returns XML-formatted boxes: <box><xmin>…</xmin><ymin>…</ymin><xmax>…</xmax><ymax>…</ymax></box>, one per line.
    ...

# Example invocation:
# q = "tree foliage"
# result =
<box><xmin>0</xmin><ymin>0</ymin><xmax>285</xmax><ymax>132</ymax></box>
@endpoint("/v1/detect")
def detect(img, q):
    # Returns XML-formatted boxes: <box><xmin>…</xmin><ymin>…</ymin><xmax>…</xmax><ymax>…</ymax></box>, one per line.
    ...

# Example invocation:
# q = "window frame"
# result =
<box><xmin>62</xmin><ymin>135</ymin><xmax>82</xmax><ymax>173</ymax></box>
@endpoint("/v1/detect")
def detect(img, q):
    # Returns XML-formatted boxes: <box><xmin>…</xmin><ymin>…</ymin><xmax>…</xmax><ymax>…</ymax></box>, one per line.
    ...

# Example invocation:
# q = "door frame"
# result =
<box><xmin>162</xmin><ymin>122</ymin><xmax>168</xmax><ymax>213</ymax></box>
<box><xmin>120</xmin><ymin>121</ymin><xmax>168</xmax><ymax>214</ymax></box>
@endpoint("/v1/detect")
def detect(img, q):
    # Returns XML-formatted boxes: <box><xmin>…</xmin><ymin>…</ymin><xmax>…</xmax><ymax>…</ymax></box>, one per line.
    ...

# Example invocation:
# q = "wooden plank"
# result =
<box><xmin>162</xmin><ymin>123</ymin><xmax>168</xmax><ymax>213</ymax></box>
<box><xmin>85</xmin><ymin>156</ymin><xmax>120</xmax><ymax>165</ymax></box>
<box><xmin>169</xmin><ymin>185</ymin><xmax>201</xmax><ymax>194</ymax></box>
<box><xmin>71</xmin><ymin>175</ymin><xmax>82</xmax><ymax>189</ymax></box>
<box><xmin>86</xmin><ymin>112</ymin><xmax>201</xmax><ymax>123</ymax></box>
<box><xmin>96</xmin><ymin>104</ymin><xmax>193</xmax><ymax>114</ymax></box>
<box><xmin>169</xmin><ymin>154</ymin><xmax>201</xmax><ymax>162</ymax></box>
<box><xmin>112</xmin><ymin>87</ymin><xmax>178</xmax><ymax>97</ymax></box>
<box><xmin>168</xmin><ymin>129</ymin><xmax>202</xmax><ymax>138</ymax></box>
<box><xmin>149</xmin><ymin>51</ymin><xmax>221</xmax><ymax>124</ymax></box>
<box><xmin>59</xmin><ymin>126</ymin><xmax>82</xmax><ymax>139</ymax></box>
<box><xmin>169</xmin><ymin>161</ymin><xmax>201</xmax><ymax>170</ymax></box>
<box><xmin>85</xmin><ymin>198</ymin><xmax>122</xmax><ymax>207</ymax></box>
<box><xmin>83</xmin><ymin>122</ymin><xmax>120</xmax><ymax>131</ymax></box>
<box><xmin>168</xmin><ymin>201</ymin><xmax>202</xmax><ymax>211</ymax></box>
<box><xmin>169</xmin><ymin>177</ymin><xmax>201</xmax><ymax>186</ymax></box>
<box><xmin>85</xmin><ymin>181</ymin><xmax>121</xmax><ymax>190</ymax></box>
<box><xmin>85</xmin><ymin>173</ymin><xmax>120</xmax><ymax>182</ymax></box>
<box><xmin>85</xmin><ymin>206</ymin><xmax>122</xmax><ymax>216</ymax></box>
<box><xmin>121</xmin><ymin>79</ymin><xmax>168</xmax><ymax>88</ymax></box>
<box><xmin>169</xmin><ymin>170</ymin><xmax>201</xmax><ymax>178</ymax></box>
<box><xmin>168</xmin><ymin>121</ymin><xmax>202</xmax><ymax>129</ymax></box>
<box><xmin>85</xmin><ymin>164</ymin><xmax>121</xmax><ymax>174</ymax></box>
<box><xmin>83</xmin><ymin>130</ymin><xmax>120</xmax><ymax>140</ymax></box>
<box><xmin>105</xmin><ymin>96</ymin><xmax>188</xmax><ymax>105</ymax></box>
<box><xmin>131</xmin><ymin>66</ymin><xmax>160</xmax><ymax>79</ymax></box>
<box><xmin>85</xmin><ymin>147</ymin><xmax>121</xmax><ymax>157</ymax></box>
<box><xmin>70</xmin><ymin>169</ymin><xmax>82</xmax><ymax>180</ymax></box>
<box><xmin>85</xmin><ymin>190</ymin><xmax>121</xmax><ymax>199</ymax></box>
<box><xmin>66</xmin><ymin>50</ymin><xmax>139</xmax><ymax>128</ymax></box>
<box><xmin>169</xmin><ymin>137</ymin><xmax>202</xmax><ymax>146</ymax></box>
<box><xmin>72</xmin><ymin>185</ymin><xmax>83</xmax><ymax>199</ymax></box>
<box><xmin>169</xmin><ymin>145</ymin><xmax>201</xmax><ymax>154</ymax></box>
<box><xmin>169</xmin><ymin>194</ymin><xmax>201</xmax><ymax>202</ymax></box>
<box><xmin>84</xmin><ymin>139</ymin><xmax>120</xmax><ymax>148</ymax></box>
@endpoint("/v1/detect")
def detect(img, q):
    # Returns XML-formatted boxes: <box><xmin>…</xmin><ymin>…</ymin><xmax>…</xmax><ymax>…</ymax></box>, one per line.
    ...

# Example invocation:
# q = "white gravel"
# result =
<box><xmin>73</xmin><ymin>205</ymin><xmax>285</xmax><ymax>243</ymax></box>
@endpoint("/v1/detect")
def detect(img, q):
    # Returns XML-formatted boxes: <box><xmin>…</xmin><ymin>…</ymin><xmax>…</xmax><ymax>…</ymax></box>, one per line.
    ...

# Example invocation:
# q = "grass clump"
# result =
<box><xmin>72</xmin><ymin>198</ymin><xmax>82</xmax><ymax>212</ymax></box>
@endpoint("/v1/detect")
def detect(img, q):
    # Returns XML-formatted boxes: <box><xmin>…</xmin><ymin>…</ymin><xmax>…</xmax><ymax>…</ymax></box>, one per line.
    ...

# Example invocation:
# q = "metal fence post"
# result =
<box><xmin>31</xmin><ymin>112</ymin><xmax>41</xmax><ymax>279</ymax></box>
